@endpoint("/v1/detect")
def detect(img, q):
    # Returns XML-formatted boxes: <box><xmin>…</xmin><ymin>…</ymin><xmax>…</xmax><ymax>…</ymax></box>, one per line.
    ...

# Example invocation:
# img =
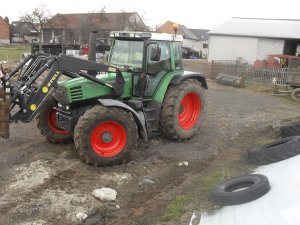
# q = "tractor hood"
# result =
<box><xmin>56</xmin><ymin>72</ymin><xmax>133</xmax><ymax>104</ymax></box>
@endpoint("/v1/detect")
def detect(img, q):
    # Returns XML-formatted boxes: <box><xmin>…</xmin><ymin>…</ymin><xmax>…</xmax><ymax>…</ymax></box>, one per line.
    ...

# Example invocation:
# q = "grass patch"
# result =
<box><xmin>201</xmin><ymin>169</ymin><xmax>231</xmax><ymax>194</ymax></box>
<box><xmin>255</xmin><ymin>132</ymin><xmax>279</xmax><ymax>145</ymax></box>
<box><xmin>160</xmin><ymin>195</ymin><xmax>189</xmax><ymax>222</ymax></box>
<box><xmin>0</xmin><ymin>45</ymin><xmax>31</xmax><ymax>63</ymax></box>
<box><xmin>158</xmin><ymin>169</ymin><xmax>233</xmax><ymax>223</ymax></box>
<box><xmin>193</xmin><ymin>168</ymin><xmax>232</xmax><ymax>211</ymax></box>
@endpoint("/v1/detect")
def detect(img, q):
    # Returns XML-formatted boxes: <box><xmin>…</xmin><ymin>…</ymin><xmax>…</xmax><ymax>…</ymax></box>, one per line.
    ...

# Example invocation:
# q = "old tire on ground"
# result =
<box><xmin>291</xmin><ymin>88</ymin><xmax>300</xmax><ymax>103</ymax></box>
<box><xmin>212</xmin><ymin>174</ymin><xmax>270</xmax><ymax>206</ymax></box>
<box><xmin>159</xmin><ymin>79</ymin><xmax>205</xmax><ymax>141</ymax></box>
<box><xmin>74</xmin><ymin>105</ymin><xmax>137</xmax><ymax>166</ymax></box>
<box><xmin>279</xmin><ymin>121</ymin><xmax>300</xmax><ymax>138</ymax></box>
<box><xmin>37</xmin><ymin>97</ymin><xmax>73</xmax><ymax>144</ymax></box>
<box><xmin>248</xmin><ymin>136</ymin><xmax>300</xmax><ymax>165</ymax></box>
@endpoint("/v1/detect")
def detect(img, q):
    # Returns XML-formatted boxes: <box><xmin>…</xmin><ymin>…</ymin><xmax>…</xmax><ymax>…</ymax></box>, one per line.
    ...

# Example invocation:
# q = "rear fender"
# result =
<box><xmin>153</xmin><ymin>72</ymin><xmax>208</xmax><ymax>103</ymax></box>
<box><xmin>170</xmin><ymin>72</ymin><xmax>208</xmax><ymax>89</ymax></box>
<box><xmin>98</xmin><ymin>99</ymin><xmax>148</xmax><ymax>141</ymax></box>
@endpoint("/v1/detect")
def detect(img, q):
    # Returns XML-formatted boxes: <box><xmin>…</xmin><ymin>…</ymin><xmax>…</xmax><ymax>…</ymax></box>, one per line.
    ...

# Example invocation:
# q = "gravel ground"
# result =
<box><xmin>0</xmin><ymin>77</ymin><xmax>300</xmax><ymax>225</ymax></box>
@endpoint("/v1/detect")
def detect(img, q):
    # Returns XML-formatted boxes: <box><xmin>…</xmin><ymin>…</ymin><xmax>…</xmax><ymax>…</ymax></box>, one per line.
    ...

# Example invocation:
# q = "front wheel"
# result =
<box><xmin>74</xmin><ymin>105</ymin><xmax>138</xmax><ymax>166</ymax></box>
<box><xmin>36</xmin><ymin>98</ymin><xmax>73</xmax><ymax>143</ymax></box>
<box><xmin>159</xmin><ymin>79</ymin><xmax>205</xmax><ymax>141</ymax></box>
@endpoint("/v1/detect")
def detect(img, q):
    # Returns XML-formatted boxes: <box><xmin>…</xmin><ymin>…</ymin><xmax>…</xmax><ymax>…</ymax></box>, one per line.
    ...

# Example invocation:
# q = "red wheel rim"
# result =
<box><xmin>47</xmin><ymin>109</ymin><xmax>70</xmax><ymax>134</ymax></box>
<box><xmin>90</xmin><ymin>121</ymin><xmax>127</xmax><ymax>158</ymax></box>
<box><xmin>178</xmin><ymin>92</ymin><xmax>201</xmax><ymax>130</ymax></box>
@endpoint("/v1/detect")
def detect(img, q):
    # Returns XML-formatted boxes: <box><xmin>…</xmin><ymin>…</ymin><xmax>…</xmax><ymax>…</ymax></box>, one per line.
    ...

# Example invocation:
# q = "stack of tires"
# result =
<box><xmin>248</xmin><ymin>121</ymin><xmax>300</xmax><ymax>165</ymax></box>
<box><xmin>211</xmin><ymin>121</ymin><xmax>300</xmax><ymax>207</ymax></box>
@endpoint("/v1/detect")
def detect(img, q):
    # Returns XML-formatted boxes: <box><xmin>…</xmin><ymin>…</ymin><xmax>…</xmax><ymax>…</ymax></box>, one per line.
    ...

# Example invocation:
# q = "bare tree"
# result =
<box><xmin>96</xmin><ymin>6</ymin><xmax>109</xmax><ymax>36</ymax></box>
<box><xmin>118</xmin><ymin>11</ymin><xmax>149</xmax><ymax>31</ymax></box>
<box><xmin>79</xmin><ymin>13</ymin><xmax>95</xmax><ymax>44</ymax></box>
<box><xmin>118</xmin><ymin>10</ymin><xmax>128</xmax><ymax>31</ymax></box>
<box><xmin>127</xmin><ymin>13</ymin><xmax>149</xmax><ymax>31</ymax></box>
<box><xmin>20</xmin><ymin>5</ymin><xmax>50</xmax><ymax>52</ymax></box>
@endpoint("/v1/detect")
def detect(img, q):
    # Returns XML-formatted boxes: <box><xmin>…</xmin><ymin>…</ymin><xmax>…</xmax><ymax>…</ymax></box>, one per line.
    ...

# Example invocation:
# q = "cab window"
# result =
<box><xmin>147</xmin><ymin>41</ymin><xmax>171</xmax><ymax>72</ymax></box>
<box><xmin>173</xmin><ymin>42</ymin><xmax>183</xmax><ymax>69</ymax></box>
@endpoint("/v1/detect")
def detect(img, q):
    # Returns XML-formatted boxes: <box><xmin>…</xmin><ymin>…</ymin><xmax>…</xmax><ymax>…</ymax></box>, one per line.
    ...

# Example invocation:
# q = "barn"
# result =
<box><xmin>208</xmin><ymin>18</ymin><xmax>300</xmax><ymax>65</ymax></box>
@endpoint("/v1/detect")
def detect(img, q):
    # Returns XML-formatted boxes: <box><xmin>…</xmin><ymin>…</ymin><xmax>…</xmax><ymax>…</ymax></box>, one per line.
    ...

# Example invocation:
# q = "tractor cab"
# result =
<box><xmin>108</xmin><ymin>31</ymin><xmax>184</xmax><ymax>98</ymax></box>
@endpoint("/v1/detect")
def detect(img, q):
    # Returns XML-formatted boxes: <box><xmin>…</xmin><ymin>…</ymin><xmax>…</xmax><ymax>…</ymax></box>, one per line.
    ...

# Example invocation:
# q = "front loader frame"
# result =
<box><xmin>0</xmin><ymin>53</ymin><xmax>125</xmax><ymax>138</ymax></box>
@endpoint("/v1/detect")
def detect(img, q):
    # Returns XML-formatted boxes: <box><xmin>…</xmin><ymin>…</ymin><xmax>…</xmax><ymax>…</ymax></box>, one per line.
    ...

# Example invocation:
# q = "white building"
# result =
<box><xmin>208</xmin><ymin>18</ymin><xmax>300</xmax><ymax>64</ymax></box>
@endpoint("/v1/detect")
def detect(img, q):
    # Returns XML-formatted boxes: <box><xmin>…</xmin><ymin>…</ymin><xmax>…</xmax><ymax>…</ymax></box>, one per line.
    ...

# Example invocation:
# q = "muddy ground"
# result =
<box><xmin>1</xmin><ymin>72</ymin><xmax>300</xmax><ymax>225</ymax></box>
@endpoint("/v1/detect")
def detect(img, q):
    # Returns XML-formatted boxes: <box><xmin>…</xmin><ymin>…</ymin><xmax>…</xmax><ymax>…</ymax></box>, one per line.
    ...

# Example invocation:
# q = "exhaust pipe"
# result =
<box><xmin>88</xmin><ymin>31</ymin><xmax>97</xmax><ymax>62</ymax></box>
<box><xmin>88</xmin><ymin>31</ymin><xmax>97</xmax><ymax>75</ymax></box>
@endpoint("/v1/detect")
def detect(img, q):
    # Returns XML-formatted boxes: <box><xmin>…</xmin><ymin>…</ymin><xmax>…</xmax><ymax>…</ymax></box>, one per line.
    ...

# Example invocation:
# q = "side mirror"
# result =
<box><xmin>149</xmin><ymin>44</ymin><xmax>161</xmax><ymax>61</ymax></box>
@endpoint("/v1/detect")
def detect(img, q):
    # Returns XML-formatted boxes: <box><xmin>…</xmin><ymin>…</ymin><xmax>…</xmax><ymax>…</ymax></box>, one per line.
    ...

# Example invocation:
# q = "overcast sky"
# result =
<box><xmin>2</xmin><ymin>0</ymin><xmax>300</xmax><ymax>30</ymax></box>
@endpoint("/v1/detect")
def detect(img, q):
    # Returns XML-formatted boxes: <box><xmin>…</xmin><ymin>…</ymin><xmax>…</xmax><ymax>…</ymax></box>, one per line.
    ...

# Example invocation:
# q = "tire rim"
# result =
<box><xmin>178</xmin><ymin>92</ymin><xmax>201</xmax><ymax>130</ymax></box>
<box><xmin>47</xmin><ymin>108</ymin><xmax>70</xmax><ymax>134</ymax></box>
<box><xmin>90</xmin><ymin>121</ymin><xmax>127</xmax><ymax>158</ymax></box>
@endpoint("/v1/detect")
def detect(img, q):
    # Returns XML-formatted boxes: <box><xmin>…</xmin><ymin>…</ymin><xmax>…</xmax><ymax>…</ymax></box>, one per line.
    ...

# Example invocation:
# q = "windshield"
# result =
<box><xmin>109</xmin><ymin>40</ymin><xmax>144</xmax><ymax>69</ymax></box>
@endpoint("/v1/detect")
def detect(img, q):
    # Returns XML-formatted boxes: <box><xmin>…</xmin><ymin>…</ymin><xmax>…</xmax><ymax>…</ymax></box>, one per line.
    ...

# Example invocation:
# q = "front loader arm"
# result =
<box><xmin>11</xmin><ymin>57</ymin><xmax>61</xmax><ymax>123</ymax></box>
<box><xmin>0</xmin><ymin>53</ymin><xmax>124</xmax><ymax>138</ymax></box>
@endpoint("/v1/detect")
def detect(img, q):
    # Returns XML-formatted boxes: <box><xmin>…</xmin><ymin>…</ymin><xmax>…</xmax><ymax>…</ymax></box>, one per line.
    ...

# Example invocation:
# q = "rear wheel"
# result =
<box><xmin>159</xmin><ymin>79</ymin><xmax>205</xmax><ymax>141</ymax></box>
<box><xmin>291</xmin><ymin>88</ymin><xmax>300</xmax><ymax>103</ymax></box>
<box><xmin>74</xmin><ymin>105</ymin><xmax>137</xmax><ymax>166</ymax></box>
<box><xmin>37</xmin><ymin>98</ymin><xmax>73</xmax><ymax>143</ymax></box>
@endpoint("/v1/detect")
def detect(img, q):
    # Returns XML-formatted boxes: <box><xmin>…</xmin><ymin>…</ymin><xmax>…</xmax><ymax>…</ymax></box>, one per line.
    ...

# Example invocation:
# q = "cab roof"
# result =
<box><xmin>110</xmin><ymin>31</ymin><xmax>183</xmax><ymax>42</ymax></box>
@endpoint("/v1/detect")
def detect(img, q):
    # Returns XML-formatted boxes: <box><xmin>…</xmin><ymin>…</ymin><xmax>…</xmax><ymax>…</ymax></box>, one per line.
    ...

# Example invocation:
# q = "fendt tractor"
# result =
<box><xmin>0</xmin><ymin>27</ymin><xmax>207</xmax><ymax>166</ymax></box>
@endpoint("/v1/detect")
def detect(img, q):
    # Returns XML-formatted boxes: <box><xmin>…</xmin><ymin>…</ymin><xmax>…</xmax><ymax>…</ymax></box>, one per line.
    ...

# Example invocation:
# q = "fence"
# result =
<box><xmin>245</xmin><ymin>67</ymin><xmax>288</xmax><ymax>87</ymax></box>
<box><xmin>211</xmin><ymin>60</ymin><xmax>300</xmax><ymax>87</ymax></box>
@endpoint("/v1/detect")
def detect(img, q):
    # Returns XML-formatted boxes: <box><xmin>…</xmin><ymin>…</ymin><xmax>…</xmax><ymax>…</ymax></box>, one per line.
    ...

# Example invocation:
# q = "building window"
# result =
<box><xmin>203</xmin><ymin>43</ymin><xmax>208</xmax><ymax>49</ymax></box>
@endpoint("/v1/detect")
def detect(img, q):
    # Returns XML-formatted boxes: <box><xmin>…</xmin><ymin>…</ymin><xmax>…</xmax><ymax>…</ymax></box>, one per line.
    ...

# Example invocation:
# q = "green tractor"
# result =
<box><xmin>0</xmin><ymin>31</ymin><xmax>207</xmax><ymax>166</ymax></box>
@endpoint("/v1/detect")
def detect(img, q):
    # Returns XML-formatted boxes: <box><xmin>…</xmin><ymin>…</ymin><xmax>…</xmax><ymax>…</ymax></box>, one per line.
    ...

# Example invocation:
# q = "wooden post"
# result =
<box><xmin>211</xmin><ymin>60</ymin><xmax>214</xmax><ymax>79</ymax></box>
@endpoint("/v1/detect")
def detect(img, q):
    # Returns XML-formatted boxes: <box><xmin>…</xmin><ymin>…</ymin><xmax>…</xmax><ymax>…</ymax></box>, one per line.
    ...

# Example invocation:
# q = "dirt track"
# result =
<box><xmin>1</xmin><ymin>78</ymin><xmax>300</xmax><ymax>225</ymax></box>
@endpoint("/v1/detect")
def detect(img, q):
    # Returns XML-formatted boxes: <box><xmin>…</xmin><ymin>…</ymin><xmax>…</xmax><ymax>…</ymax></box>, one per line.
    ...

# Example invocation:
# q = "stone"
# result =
<box><xmin>139</xmin><ymin>178</ymin><xmax>156</xmax><ymax>187</ymax></box>
<box><xmin>92</xmin><ymin>188</ymin><xmax>117</xmax><ymax>202</ymax></box>
<box><xmin>178</xmin><ymin>161</ymin><xmax>189</xmax><ymax>166</ymax></box>
<box><xmin>76</xmin><ymin>212</ymin><xmax>88</xmax><ymax>222</ymax></box>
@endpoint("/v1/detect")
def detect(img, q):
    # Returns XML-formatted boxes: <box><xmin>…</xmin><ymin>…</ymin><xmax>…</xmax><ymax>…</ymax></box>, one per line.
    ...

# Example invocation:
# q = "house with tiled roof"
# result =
<box><xmin>0</xmin><ymin>16</ymin><xmax>10</xmax><ymax>44</ymax></box>
<box><xmin>43</xmin><ymin>12</ymin><xmax>147</xmax><ymax>45</ymax></box>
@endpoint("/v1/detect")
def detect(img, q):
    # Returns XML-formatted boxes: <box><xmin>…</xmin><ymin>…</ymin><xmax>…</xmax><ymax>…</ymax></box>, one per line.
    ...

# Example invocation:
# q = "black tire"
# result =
<box><xmin>248</xmin><ymin>136</ymin><xmax>300</xmax><ymax>165</ymax></box>
<box><xmin>36</xmin><ymin>98</ymin><xmax>73</xmax><ymax>144</ymax></box>
<box><xmin>291</xmin><ymin>88</ymin><xmax>300</xmax><ymax>103</ymax></box>
<box><xmin>159</xmin><ymin>79</ymin><xmax>205</xmax><ymax>141</ymax></box>
<box><xmin>279</xmin><ymin>121</ymin><xmax>300</xmax><ymax>138</ymax></box>
<box><xmin>74</xmin><ymin>105</ymin><xmax>137</xmax><ymax>166</ymax></box>
<box><xmin>212</xmin><ymin>174</ymin><xmax>270</xmax><ymax>206</ymax></box>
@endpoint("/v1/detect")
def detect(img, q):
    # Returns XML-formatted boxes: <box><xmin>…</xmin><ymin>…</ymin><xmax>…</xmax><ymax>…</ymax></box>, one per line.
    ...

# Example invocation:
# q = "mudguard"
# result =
<box><xmin>98</xmin><ymin>99</ymin><xmax>148</xmax><ymax>141</ymax></box>
<box><xmin>170</xmin><ymin>71</ymin><xmax>208</xmax><ymax>89</ymax></box>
